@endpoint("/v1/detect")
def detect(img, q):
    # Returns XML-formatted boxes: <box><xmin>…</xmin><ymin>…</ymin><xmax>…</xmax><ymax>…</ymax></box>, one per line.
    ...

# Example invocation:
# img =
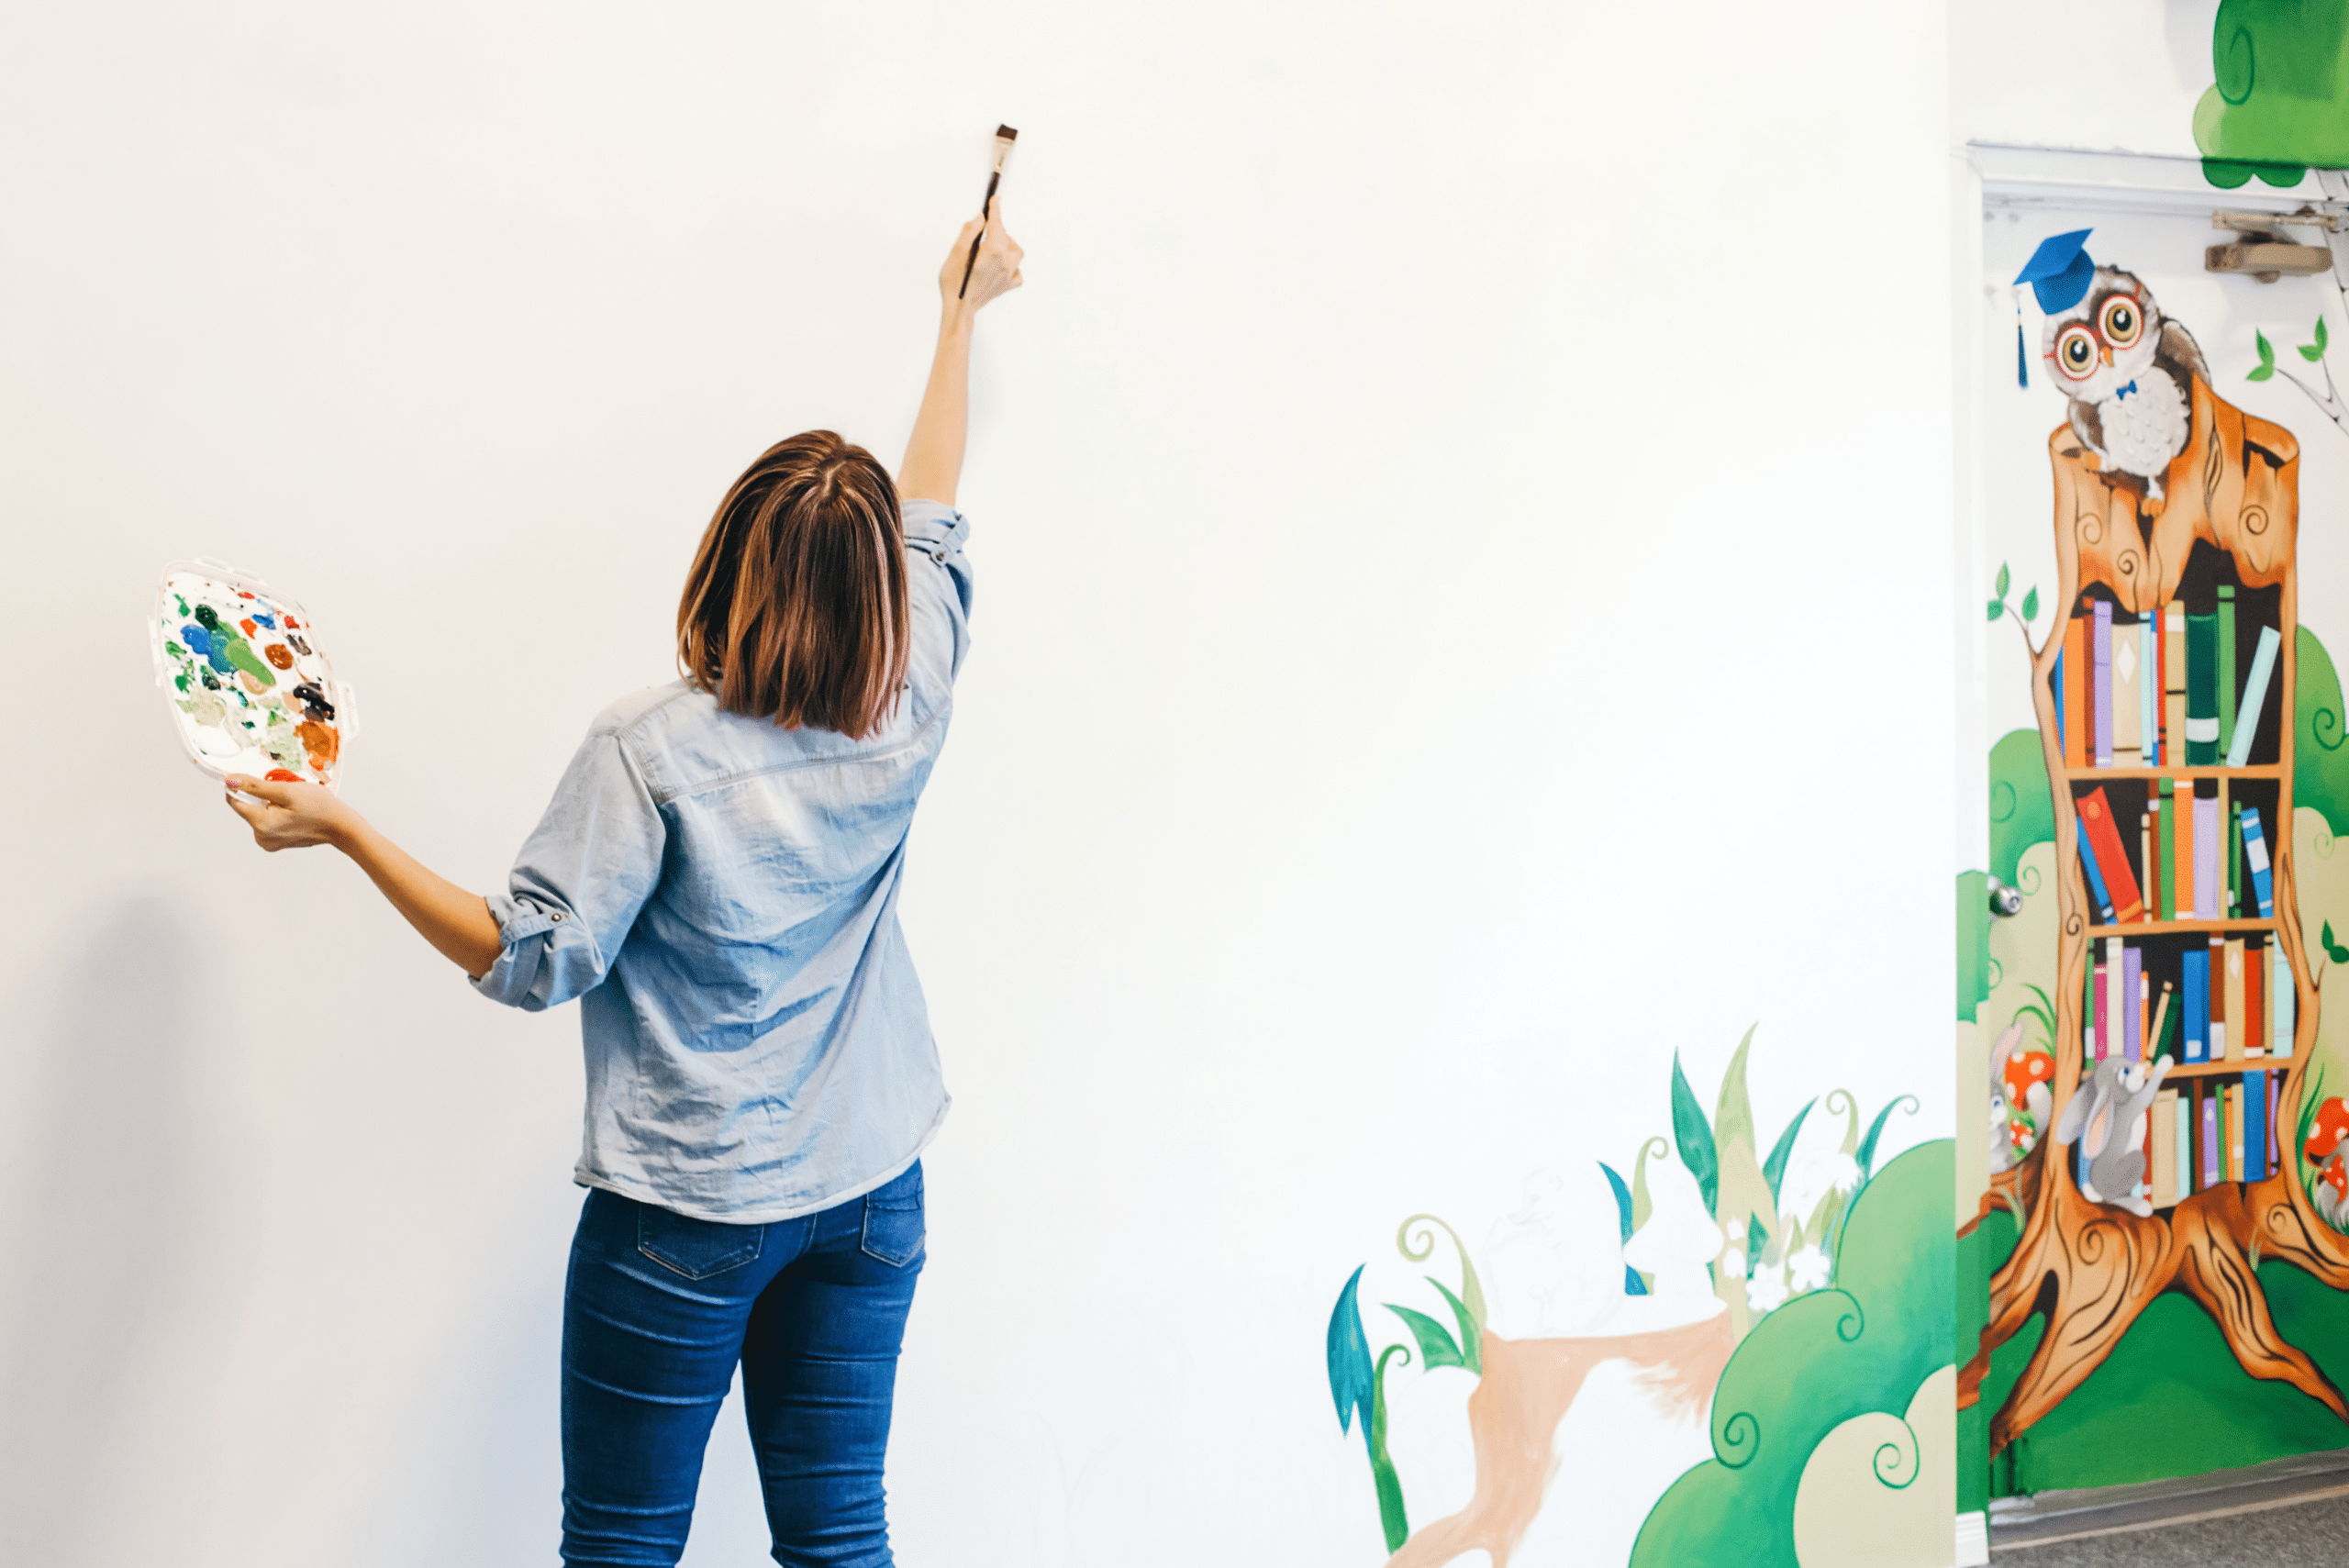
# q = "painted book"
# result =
<box><xmin>2177</xmin><ymin>778</ymin><xmax>2199</xmax><ymax>917</ymax></box>
<box><xmin>2231</xmin><ymin>798</ymin><xmax>2244</xmax><ymax>917</ymax></box>
<box><xmin>2184</xmin><ymin>946</ymin><xmax>2209</xmax><ymax>1062</ymax></box>
<box><xmin>2226</xmin><ymin>626</ymin><xmax>2282</xmax><ymax>770</ymax></box>
<box><xmin>2246</xmin><ymin>1072</ymin><xmax>2268</xmax><ymax>1183</ymax></box>
<box><xmin>2176</xmin><ymin>1091</ymin><xmax>2194</xmax><ymax>1200</ymax></box>
<box><xmin>2077</xmin><ymin>787</ymin><xmax>2144</xmax><ymax>922</ymax></box>
<box><xmin>2245</xmin><ymin>941</ymin><xmax>2265</xmax><ymax>1060</ymax></box>
<box><xmin>2230</xmin><ymin>1082</ymin><xmax>2246</xmax><ymax>1183</ymax></box>
<box><xmin>2122</xmin><ymin>944</ymin><xmax>2143</xmax><ymax>1062</ymax></box>
<box><xmin>2217</xmin><ymin>583</ymin><xmax>2238</xmax><ymax>758</ymax></box>
<box><xmin>2153</xmin><ymin>1088</ymin><xmax>2179</xmax><ymax>1206</ymax></box>
<box><xmin>2211</xmin><ymin>934</ymin><xmax>2230</xmax><ymax>1062</ymax></box>
<box><xmin>2152</xmin><ymin>979</ymin><xmax>2177</xmax><ymax>1065</ymax></box>
<box><xmin>2187</xmin><ymin>607</ymin><xmax>2220</xmax><ymax>765</ymax></box>
<box><xmin>2140</xmin><ymin>619</ymin><xmax>2159</xmax><ymax>769</ymax></box>
<box><xmin>2093</xmin><ymin>946</ymin><xmax>2110</xmax><ymax>1061</ymax></box>
<box><xmin>2062</xmin><ymin>615</ymin><xmax>2087</xmax><ymax>768</ymax></box>
<box><xmin>2196</xmin><ymin>789</ymin><xmax>2220</xmax><ymax>919</ymax></box>
<box><xmin>2141</xmin><ymin>813</ymin><xmax>2157</xmax><ymax>927</ymax></box>
<box><xmin>2156</xmin><ymin>786</ymin><xmax>2176</xmax><ymax>922</ymax></box>
<box><xmin>2076</xmin><ymin>820</ymin><xmax>2117</xmax><ymax>924</ymax></box>
<box><xmin>2113</xmin><ymin>613</ymin><xmax>2144</xmax><ymax>766</ymax></box>
<box><xmin>2203</xmin><ymin>1093</ymin><xmax>2221</xmax><ymax>1188</ymax></box>
<box><xmin>2224</xmin><ymin>937</ymin><xmax>2246</xmax><ymax>1063</ymax></box>
<box><xmin>2094</xmin><ymin>600</ymin><xmax>2115</xmax><ymax>768</ymax></box>
<box><xmin>2243</xmin><ymin>806</ymin><xmax>2276</xmax><ymax>917</ymax></box>
<box><xmin>2277</xmin><ymin>942</ymin><xmax>2296</xmax><ymax>1059</ymax></box>
<box><xmin>2164</xmin><ymin>602</ymin><xmax>2187</xmax><ymax>769</ymax></box>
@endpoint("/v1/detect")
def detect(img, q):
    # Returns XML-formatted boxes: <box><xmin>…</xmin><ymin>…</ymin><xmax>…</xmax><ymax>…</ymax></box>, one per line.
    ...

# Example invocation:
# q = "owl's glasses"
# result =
<box><xmin>2046</xmin><ymin>292</ymin><xmax>2149</xmax><ymax>384</ymax></box>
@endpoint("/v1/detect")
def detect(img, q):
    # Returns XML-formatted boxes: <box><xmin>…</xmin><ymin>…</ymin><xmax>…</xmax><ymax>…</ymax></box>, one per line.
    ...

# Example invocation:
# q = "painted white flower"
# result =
<box><xmin>1824</xmin><ymin>1152</ymin><xmax>1861</xmax><ymax>1194</ymax></box>
<box><xmin>1787</xmin><ymin>1244</ymin><xmax>1831</xmax><ymax>1294</ymax></box>
<box><xmin>1746</xmin><ymin>1267</ymin><xmax>1792</xmax><ymax>1313</ymax></box>
<box><xmin>1722</xmin><ymin>1248</ymin><xmax>1747</xmax><ymax>1277</ymax></box>
<box><xmin>1724</xmin><ymin>1217</ymin><xmax>1747</xmax><ymax>1244</ymax></box>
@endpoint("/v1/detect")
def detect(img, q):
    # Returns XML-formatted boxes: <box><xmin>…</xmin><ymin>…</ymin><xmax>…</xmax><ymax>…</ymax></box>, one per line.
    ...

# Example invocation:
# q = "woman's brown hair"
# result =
<box><xmin>676</xmin><ymin>431</ymin><xmax>908</xmax><ymax>740</ymax></box>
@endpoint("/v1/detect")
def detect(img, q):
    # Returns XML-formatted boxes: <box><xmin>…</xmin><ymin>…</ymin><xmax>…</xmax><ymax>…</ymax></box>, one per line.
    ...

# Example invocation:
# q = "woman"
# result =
<box><xmin>223</xmin><ymin>206</ymin><xmax>1024</xmax><ymax>1567</ymax></box>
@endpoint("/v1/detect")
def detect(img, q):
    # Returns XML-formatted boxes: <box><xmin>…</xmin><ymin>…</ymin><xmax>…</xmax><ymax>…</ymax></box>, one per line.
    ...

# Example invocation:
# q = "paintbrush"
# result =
<box><xmin>957</xmin><ymin>125</ymin><xmax>1018</xmax><ymax>300</ymax></box>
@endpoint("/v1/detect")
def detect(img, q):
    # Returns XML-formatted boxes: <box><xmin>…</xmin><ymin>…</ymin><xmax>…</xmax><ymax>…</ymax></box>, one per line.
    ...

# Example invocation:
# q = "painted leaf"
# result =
<box><xmin>1424</xmin><ymin>1276</ymin><xmax>1484</xmax><ymax>1373</ymax></box>
<box><xmin>1855</xmin><ymin>1095</ymin><xmax>1920</xmax><ymax>1179</ymax></box>
<box><xmin>2250</xmin><ymin>361</ymin><xmax>2277</xmax><ymax>382</ymax></box>
<box><xmin>1624</xmin><ymin>1264</ymin><xmax>1648</xmax><ymax>1296</ymax></box>
<box><xmin>1670</xmin><ymin>1052</ymin><xmax>1720</xmax><ymax>1214</ymax></box>
<box><xmin>2301</xmin><ymin>339</ymin><xmax>2325</xmax><ymax>362</ymax></box>
<box><xmin>1395</xmin><ymin>1215</ymin><xmax>1488</xmax><ymax>1346</ymax></box>
<box><xmin>1386</xmin><ymin>1303</ymin><xmax>1467</xmax><ymax>1371</ymax></box>
<box><xmin>1369</xmin><ymin>1345</ymin><xmax>1411</xmax><ymax>1551</ymax></box>
<box><xmin>2325</xmin><ymin>920</ymin><xmax>2349</xmax><ymax>964</ymax></box>
<box><xmin>1831</xmin><ymin>1088</ymin><xmax>1861</xmax><ymax>1156</ymax></box>
<box><xmin>1761</xmin><ymin>1098</ymin><xmax>1816</xmax><ymax>1206</ymax></box>
<box><xmin>1996</xmin><ymin>562</ymin><xmax>2010</xmax><ymax>598</ymax></box>
<box><xmin>2319</xmin><ymin>317</ymin><xmax>2331</xmax><ymax>353</ymax></box>
<box><xmin>1599</xmin><ymin>1161</ymin><xmax>1635</xmax><ymax>1243</ymax></box>
<box><xmin>2021</xmin><ymin>585</ymin><xmax>2040</xmax><ymax>622</ymax></box>
<box><xmin>1630</xmin><ymin>1137</ymin><xmax>1664</xmax><ymax>1233</ymax></box>
<box><xmin>1987</xmin><ymin>597</ymin><xmax>2005</xmax><ymax>622</ymax></box>
<box><xmin>1746</xmin><ymin>1211</ymin><xmax>1771</xmax><ymax>1273</ymax></box>
<box><xmin>1713</xmin><ymin>1025</ymin><xmax>1759</xmax><ymax>1152</ymax></box>
<box><xmin>1327</xmin><ymin>1266</ymin><xmax>1374</xmax><ymax>1436</ymax></box>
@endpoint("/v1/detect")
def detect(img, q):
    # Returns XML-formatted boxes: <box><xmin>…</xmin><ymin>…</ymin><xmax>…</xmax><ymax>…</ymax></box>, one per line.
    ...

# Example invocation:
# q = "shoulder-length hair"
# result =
<box><xmin>676</xmin><ymin>431</ymin><xmax>908</xmax><ymax>739</ymax></box>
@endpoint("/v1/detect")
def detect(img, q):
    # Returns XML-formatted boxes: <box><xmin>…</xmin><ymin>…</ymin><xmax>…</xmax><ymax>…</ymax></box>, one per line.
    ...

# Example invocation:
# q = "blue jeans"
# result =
<box><xmin>560</xmin><ymin>1162</ymin><xmax>926</xmax><ymax>1566</ymax></box>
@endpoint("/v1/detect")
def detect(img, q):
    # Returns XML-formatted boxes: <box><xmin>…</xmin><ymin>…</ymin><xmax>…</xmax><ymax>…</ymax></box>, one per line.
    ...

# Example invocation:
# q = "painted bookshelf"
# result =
<box><xmin>1962</xmin><ymin>392</ymin><xmax>2349</xmax><ymax>1459</ymax></box>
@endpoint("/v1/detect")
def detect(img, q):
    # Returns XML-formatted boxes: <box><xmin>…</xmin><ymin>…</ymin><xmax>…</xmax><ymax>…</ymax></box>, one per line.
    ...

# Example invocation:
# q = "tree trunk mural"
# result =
<box><xmin>1958</xmin><ymin>374</ymin><xmax>2349</xmax><ymax>1453</ymax></box>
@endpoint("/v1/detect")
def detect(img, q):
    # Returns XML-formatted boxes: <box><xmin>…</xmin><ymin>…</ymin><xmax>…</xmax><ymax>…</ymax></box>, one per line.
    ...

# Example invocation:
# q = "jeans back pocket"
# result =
<box><xmin>638</xmin><ymin>1203</ymin><xmax>764</xmax><ymax>1281</ymax></box>
<box><xmin>860</xmin><ymin>1162</ymin><xmax>926</xmax><ymax>1267</ymax></box>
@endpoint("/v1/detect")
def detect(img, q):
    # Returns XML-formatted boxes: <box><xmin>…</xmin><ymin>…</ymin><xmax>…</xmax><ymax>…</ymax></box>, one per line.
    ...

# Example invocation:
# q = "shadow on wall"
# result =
<box><xmin>0</xmin><ymin>898</ymin><xmax>210</xmax><ymax>1566</ymax></box>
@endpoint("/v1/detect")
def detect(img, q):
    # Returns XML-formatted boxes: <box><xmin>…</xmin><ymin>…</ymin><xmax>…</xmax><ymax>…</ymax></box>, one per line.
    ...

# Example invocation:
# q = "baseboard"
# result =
<box><xmin>1956</xmin><ymin>1508</ymin><xmax>1990</xmax><ymax>1565</ymax></box>
<box><xmin>1988</xmin><ymin>1445</ymin><xmax>2349</xmax><ymax>1551</ymax></box>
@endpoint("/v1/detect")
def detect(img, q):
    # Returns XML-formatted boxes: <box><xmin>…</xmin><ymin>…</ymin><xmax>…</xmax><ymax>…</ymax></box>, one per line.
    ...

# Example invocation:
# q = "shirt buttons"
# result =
<box><xmin>932</xmin><ymin>550</ymin><xmax>946</xmax><ymax>562</ymax></box>
<box><xmin>550</xmin><ymin>912</ymin><xmax>565</xmax><ymax>922</ymax></box>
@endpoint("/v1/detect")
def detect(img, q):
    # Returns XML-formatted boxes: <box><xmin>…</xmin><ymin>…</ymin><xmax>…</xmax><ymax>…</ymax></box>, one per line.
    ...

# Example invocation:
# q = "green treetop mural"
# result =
<box><xmin>2196</xmin><ymin>0</ymin><xmax>2349</xmax><ymax>187</ymax></box>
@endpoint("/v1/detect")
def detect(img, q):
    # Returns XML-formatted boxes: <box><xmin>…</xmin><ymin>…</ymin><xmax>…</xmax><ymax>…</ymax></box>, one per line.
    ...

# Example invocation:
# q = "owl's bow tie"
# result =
<box><xmin>2113</xmin><ymin>379</ymin><xmax>2140</xmax><ymax>400</ymax></box>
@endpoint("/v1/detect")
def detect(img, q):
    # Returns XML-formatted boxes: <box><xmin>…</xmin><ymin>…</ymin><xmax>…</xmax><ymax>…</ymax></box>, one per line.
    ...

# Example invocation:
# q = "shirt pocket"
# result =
<box><xmin>859</xmin><ymin>1163</ymin><xmax>926</xmax><ymax>1267</ymax></box>
<box><xmin>638</xmin><ymin>1203</ymin><xmax>764</xmax><ymax>1281</ymax></box>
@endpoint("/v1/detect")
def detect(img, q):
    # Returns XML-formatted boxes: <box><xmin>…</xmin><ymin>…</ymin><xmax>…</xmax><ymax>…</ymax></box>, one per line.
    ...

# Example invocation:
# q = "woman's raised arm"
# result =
<box><xmin>897</xmin><ymin>204</ymin><xmax>1022</xmax><ymax>507</ymax></box>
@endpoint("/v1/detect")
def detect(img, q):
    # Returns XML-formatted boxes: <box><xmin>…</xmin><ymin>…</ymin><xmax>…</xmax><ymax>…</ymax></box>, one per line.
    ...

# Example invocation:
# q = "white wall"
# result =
<box><xmin>0</xmin><ymin>3</ymin><xmax>1952</xmax><ymax>1563</ymax></box>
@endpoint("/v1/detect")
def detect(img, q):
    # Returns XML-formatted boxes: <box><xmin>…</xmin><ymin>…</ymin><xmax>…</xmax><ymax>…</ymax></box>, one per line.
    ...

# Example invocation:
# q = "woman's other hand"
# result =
<box><xmin>223</xmin><ymin>774</ymin><xmax>362</xmax><ymax>851</ymax></box>
<box><xmin>941</xmin><ymin>203</ymin><xmax>1023</xmax><ymax>318</ymax></box>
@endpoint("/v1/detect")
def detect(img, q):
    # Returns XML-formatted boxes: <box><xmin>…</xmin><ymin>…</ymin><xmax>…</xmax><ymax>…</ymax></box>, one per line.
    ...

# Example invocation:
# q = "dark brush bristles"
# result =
<box><xmin>996</xmin><ymin>125</ymin><xmax>1018</xmax><ymax>141</ymax></box>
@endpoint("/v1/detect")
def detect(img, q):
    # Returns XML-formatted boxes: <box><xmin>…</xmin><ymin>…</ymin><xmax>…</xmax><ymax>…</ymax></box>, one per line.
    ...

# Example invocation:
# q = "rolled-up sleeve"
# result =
<box><xmin>471</xmin><ymin>725</ymin><xmax>666</xmax><ymax>1011</ymax></box>
<box><xmin>902</xmin><ymin>499</ymin><xmax>974</xmax><ymax>681</ymax></box>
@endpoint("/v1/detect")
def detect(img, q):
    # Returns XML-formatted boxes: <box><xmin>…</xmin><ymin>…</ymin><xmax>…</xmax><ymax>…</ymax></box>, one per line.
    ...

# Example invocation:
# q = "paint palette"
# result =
<box><xmin>151</xmin><ymin>561</ymin><xmax>352</xmax><ymax>790</ymax></box>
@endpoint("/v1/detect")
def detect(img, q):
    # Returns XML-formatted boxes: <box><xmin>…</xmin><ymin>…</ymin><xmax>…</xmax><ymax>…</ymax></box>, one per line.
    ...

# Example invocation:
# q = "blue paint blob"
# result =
<box><xmin>182</xmin><ymin>624</ymin><xmax>210</xmax><ymax>656</ymax></box>
<box><xmin>250</xmin><ymin>610</ymin><xmax>277</xmax><ymax>628</ymax></box>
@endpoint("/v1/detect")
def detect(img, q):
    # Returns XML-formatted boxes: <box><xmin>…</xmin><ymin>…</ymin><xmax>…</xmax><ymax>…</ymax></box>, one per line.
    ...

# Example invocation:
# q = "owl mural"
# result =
<box><xmin>2040</xmin><ymin>267</ymin><xmax>2210</xmax><ymax>503</ymax></box>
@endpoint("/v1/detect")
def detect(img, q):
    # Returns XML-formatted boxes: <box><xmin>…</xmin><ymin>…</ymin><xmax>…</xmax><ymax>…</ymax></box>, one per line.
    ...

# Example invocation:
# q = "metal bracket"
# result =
<box><xmin>2208</xmin><ymin>207</ymin><xmax>2337</xmax><ymax>283</ymax></box>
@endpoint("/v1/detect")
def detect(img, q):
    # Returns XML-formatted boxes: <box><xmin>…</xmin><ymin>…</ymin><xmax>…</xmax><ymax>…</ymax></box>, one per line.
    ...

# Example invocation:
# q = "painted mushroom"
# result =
<box><xmin>2303</xmin><ymin>1096</ymin><xmax>2349</xmax><ymax>1169</ymax></box>
<box><xmin>2318</xmin><ymin>1149</ymin><xmax>2349</xmax><ymax>1234</ymax></box>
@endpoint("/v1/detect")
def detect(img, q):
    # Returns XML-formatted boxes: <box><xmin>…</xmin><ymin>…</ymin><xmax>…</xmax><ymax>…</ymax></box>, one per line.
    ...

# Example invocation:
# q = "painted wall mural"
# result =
<box><xmin>1325</xmin><ymin>1032</ymin><xmax>1951</xmax><ymax>1566</ymax></box>
<box><xmin>2197</xmin><ymin>0</ymin><xmax>2349</xmax><ymax>189</ymax></box>
<box><xmin>1961</xmin><ymin>220</ymin><xmax>2349</xmax><ymax>1502</ymax></box>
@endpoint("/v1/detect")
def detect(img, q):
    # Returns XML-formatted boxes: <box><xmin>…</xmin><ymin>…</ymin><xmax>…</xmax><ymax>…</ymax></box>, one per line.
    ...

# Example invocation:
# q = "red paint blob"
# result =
<box><xmin>238</xmin><ymin>591</ymin><xmax>255</xmax><ymax>599</ymax></box>
<box><xmin>264</xmin><ymin>768</ymin><xmax>303</xmax><ymax>784</ymax></box>
<box><xmin>284</xmin><ymin>616</ymin><xmax>301</xmax><ymax>628</ymax></box>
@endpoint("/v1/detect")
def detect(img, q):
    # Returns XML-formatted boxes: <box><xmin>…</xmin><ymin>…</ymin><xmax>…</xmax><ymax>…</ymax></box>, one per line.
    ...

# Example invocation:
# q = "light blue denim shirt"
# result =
<box><xmin>471</xmin><ymin>500</ymin><xmax>972</xmax><ymax>1222</ymax></box>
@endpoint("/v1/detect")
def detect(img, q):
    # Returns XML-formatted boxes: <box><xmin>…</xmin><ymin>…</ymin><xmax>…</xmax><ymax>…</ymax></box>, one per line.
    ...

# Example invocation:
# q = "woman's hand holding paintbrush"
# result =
<box><xmin>903</xmin><ymin>206</ymin><xmax>1021</xmax><ymax>506</ymax></box>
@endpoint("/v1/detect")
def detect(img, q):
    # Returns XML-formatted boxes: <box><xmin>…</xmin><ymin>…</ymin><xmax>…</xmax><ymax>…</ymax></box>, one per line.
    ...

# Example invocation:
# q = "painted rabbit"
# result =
<box><xmin>2054</xmin><ymin>1054</ymin><xmax>2172</xmax><ymax>1217</ymax></box>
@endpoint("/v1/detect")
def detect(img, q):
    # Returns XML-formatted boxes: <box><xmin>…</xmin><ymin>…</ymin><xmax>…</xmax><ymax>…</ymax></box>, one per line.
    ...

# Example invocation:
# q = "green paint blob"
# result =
<box><xmin>223</xmin><ymin>633</ymin><xmax>275</xmax><ymax>687</ymax></box>
<box><xmin>163</xmin><ymin>639</ymin><xmax>185</xmax><ymax>658</ymax></box>
<box><xmin>2194</xmin><ymin>0</ymin><xmax>2349</xmax><ymax>180</ymax></box>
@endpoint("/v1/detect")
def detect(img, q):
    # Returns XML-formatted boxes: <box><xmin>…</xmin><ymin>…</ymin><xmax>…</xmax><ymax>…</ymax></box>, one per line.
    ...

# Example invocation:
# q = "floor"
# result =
<box><xmin>1994</xmin><ymin>1492</ymin><xmax>2349</xmax><ymax>1564</ymax></box>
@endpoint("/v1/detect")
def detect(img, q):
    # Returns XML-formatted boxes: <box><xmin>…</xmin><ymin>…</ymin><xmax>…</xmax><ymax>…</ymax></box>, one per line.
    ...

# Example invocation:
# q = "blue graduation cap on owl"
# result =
<box><xmin>2011</xmin><ymin>228</ymin><xmax>2096</xmax><ymax>388</ymax></box>
<box><xmin>2017</xmin><ymin>229</ymin><xmax>2097</xmax><ymax>313</ymax></box>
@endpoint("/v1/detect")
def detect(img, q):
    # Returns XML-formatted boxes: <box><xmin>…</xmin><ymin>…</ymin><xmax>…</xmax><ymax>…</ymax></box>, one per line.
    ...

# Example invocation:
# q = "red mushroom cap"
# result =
<box><xmin>2004</xmin><ymin>1051</ymin><xmax>2055</xmax><ymax>1102</ymax></box>
<box><xmin>2306</xmin><ymin>1097</ymin><xmax>2349</xmax><ymax>1167</ymax></box>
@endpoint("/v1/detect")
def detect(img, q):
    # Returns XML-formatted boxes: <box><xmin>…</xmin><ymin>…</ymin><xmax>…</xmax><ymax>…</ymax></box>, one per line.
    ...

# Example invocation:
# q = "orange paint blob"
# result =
<box><xmin>295</xmin><ymin>718</ymin><xmax>340</xmax><ymax>768</ymax></box>
<box><xmin>264</xmin><ymin>768</ymin><xmax>303</xmax><ymax>784</ymax></box>
<box><xmin>239</xmin><ymin>617</ymin><xmax>258</xmax><ymax>636</ymax></box>
<box><xmin>263</xmin><ymin>643</ymin><xmax>295</xmax><ymax>670</ymax></box>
